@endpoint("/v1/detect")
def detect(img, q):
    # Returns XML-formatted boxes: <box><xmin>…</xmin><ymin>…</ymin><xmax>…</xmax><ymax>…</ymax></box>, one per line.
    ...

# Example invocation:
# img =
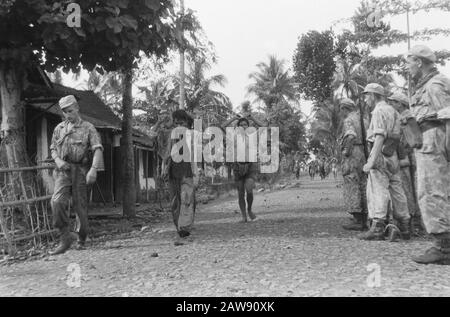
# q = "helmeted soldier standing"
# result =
<box><xmin>358</xmin><ymin>84</ymin><xmax>411</xmax><ymax>241</ymax></box>
<box><xmin>405</xmin><ymin>45</ymin><xmax>450</xmax><ymax>264</ymax></box>
<box><xmin>339</xmin><ymin>98</ymin><xmax>369</xmax><ymax>231</ymax></box>
<box><xmin>49</xmin><ymin>95</ymin><xmax>103</xmax><ymax>255</ymax></box>
<box><xmin>387</xmin><ymin>92</ymin><xmax>422</xmax><ymax>234</ymax></box>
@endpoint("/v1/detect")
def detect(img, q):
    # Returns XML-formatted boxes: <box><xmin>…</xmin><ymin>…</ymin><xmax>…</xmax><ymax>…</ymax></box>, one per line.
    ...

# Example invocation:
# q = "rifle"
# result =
<box><xmin>357</xmin><ymin>96</ymin><xmax>369</xmax><ymax>161</ymax></box>
<box><xmin>408</xmin><ymin>152</ymin><xmax>418</xmax><ymax>206</ymax></box>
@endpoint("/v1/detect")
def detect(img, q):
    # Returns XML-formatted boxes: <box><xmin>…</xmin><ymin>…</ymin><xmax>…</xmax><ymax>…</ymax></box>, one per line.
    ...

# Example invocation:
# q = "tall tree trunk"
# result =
<box><xmin>121</xmin><ymin>66</ymin><xmax>136</xmax><ymax>218</ymax></box>
<box><xmin>179</xmin><ymin>0</ymin><xmax>186</xmax><ymax>110</ymax></box>
<box><xmin>0</xmin><ymin>65</ymin><xmax>28</xmax><ymax>169</ymax></box>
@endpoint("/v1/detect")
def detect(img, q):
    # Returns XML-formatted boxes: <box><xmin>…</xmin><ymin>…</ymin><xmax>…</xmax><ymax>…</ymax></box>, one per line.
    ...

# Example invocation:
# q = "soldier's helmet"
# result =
<box><xmin>388</xmin><ymin>92</ymin><xmax>410</xmax><ymax>107</ymax></box>
<box><xmin>340</xmin><ymin>98</ymin><xmax>357</xmax><ymax>111</ymax></box>
<box><xmin>363</xmin><ymin>83</ymin><xmax>386</xmax><ymax>96</ymax></box>
<box><xmin>407</xmin><ymin>45</ymin><xmax>437</xmax><ymax>63</ymax></box>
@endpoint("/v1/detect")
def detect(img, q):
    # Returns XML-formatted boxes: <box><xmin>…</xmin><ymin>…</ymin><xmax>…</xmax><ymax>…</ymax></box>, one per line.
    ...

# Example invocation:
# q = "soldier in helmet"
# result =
<box><xmin>339</xmin><ymin>98</ymin><xmax>369</xmax><ymax>231</ymax></box>
<box><xmin>358</xmin><ymin>84</ymin><xmax>411</xmax><ymax>241</ymax></box>
<box><xmin>405</xmin><ymin>45</ymin><xmax>450</xmax><ymax>264</ymax></box>
<box><xmin>387</xmin><ymin>92</ymin><xmax>422</xmax><ymax>235</ymax></box>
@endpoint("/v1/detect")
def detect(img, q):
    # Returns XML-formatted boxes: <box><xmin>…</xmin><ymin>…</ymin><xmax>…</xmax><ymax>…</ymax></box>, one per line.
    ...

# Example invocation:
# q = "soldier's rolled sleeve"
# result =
<box><xmin>50</xmin><ymin>125</ymin><xmax>62</xmax><ymax>160</ymax></box>
<box><xmin>371</xmin><ymin>110</ymin><xmax>388</xmax><ymax>138</ymax></box>
<box><xmin>88</xmin><ymin>125</ymin><xmax>103</xmax><ymax>152</ymax></box>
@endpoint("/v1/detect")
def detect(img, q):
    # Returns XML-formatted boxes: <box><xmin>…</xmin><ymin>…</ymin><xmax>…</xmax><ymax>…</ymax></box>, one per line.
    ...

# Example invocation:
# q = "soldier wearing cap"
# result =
<box><xmin>338</xmin><ymin>98</ymin><xmax>369</xmax><ymax>231</ymax></box>
<box><xmin>405</xmin><ymin>45</ymin><xmax>450</xmax><ymax>264</ymax></box>
<box><xmin>49</xmin><ymin>95</ymin><xmax>104</xmax><ymax>255</ymax></box>
<box><xmin>387</xmin><ymin>92</ymin><xmax>423</xmax><ymax>235</ymax></box>
<box><xmin>357</xmin><ymin>84</ymin><xmax>411</xmax><ymax>241</ymax></box>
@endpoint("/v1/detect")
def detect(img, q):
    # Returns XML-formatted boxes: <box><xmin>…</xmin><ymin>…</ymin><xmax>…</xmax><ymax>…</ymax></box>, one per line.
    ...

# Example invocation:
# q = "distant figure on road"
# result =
<box><xmin>331</xmin><ymin>158</ymin><xmax>338</xmax><ymax>179</ymax></box>
<box><xmin>294</xmin><ymin>159</ymin><xmax>301</xmax><ymax>179</ymax></box>
<box><xmin>308</xmin><ymin>160</ymin><xmax>317</xmax><ymax>180</ymax></box>
<box><xmin>319</xmin><ymin>157</ymin><xmax>327</xmax><ymax>180</ymax></box>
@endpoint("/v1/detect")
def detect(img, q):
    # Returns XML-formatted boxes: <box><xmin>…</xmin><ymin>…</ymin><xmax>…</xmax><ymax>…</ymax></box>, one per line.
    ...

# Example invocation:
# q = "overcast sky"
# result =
<box><xmin>185</xmin><ymin>0</ymin><xmax>450</xmax><ymax>115</ymax></box>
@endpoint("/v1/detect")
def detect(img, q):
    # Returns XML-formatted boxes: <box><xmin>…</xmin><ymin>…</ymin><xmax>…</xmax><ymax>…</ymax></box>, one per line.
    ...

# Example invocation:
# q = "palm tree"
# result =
<box><xmin>326</xmin><ymin>52</ymin><xmax>394</xmax><ymax>159</ymax></box>
<box><xmin>310</xmin><ymin>98</ymin><xmax>342</xmax><ymax>158</ymax></box>
<box><xmin>138</xmin><ymin>77</ymin><xmax>178</xmax><ymax>113</ymax></box>
<box><xmin>136</xmin><ymin>56</ymin><xmax>233</xmax><ymax>129</ymax></box>
<box><xmin>171</xmin><ymin>56</ymin><xmax>233</xmax><ymax>125</ymax></box>
<box><xmin>333</xmin><ymin>53</ymin><xmax>394</xmax><ymax>101</ymax></box>
<box><xmin>247</xmin><ymin>55</ymin><xmax>298</xmax><ymax>113</ymax></box>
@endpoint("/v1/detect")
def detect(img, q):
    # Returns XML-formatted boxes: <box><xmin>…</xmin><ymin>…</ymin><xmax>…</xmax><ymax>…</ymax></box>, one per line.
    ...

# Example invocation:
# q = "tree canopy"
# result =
<box><xmin>293</xmin><ymin>30</ymin><xmax>336</xmax><ymax>103</ymax></box>
<box><xmin>0</xmin><ymin>0</ymin><xmax>201</xmax><ymax>73</ymax></box>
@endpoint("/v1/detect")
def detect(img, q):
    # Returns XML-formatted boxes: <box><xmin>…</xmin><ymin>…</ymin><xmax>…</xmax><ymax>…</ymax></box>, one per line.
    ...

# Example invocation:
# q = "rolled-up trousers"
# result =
<box><xmin>169</xmin><ymin>177</ymin><xmax>196</xmax><ymax>233</ymax></box>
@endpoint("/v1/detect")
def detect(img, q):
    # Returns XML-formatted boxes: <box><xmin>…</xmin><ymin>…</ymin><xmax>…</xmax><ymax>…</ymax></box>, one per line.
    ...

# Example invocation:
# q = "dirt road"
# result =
<box><xmin>1</xmin><ymin>177</ymin><xmax>449</xmax><ymax>297</ymax></box>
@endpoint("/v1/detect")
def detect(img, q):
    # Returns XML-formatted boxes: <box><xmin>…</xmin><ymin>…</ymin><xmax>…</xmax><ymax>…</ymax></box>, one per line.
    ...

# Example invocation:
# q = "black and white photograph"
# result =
<box><xmin>1</xmin><ymin>0</ymin><xmax>450</xmax><ymax>299</ymax></box>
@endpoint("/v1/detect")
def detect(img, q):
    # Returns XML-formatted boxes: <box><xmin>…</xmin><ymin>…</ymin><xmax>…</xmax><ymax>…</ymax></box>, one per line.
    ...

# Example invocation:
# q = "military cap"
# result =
<box><xmin>339</xmin><ymin>98</ymin><xmax>357</xmax><ymax>109</ymax></box>
<box><xmin>388</xmin><ymin>92</ymin><xmax>409</xmax><ymax>106</ymax></box>
<box><xmin>363</xmin><ymin>83</ymin><xmax>385</xmax><ymax>96</ymax></box>
<box><xmin>58</xmin><ymin>95</ymin><xmax>78</xmax><ymax>110</ymax></box>
<box><xmin>407</xmin><ymin>45</ymin><xmax>437</xmax><ymax>63</ymax></box>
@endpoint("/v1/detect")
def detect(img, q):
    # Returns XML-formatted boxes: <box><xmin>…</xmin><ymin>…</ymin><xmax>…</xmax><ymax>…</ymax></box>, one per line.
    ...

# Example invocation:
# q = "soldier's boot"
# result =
<box><xmin>75</xmin><ymin>238</ymin><xmax>86</xmax><ymax>251</ymax></box>
<box><xmin>75</xmin><ymin>230</ymin><xmax>88</xmax><ymax>250</ymax></box>
<box><xmin>357</xmin><ymin>220</ymin><xmax>385</xmax><ymax>241</ymax></box>
<box><xmin>411</xmin><ymin>215</ymin><xmax>427</xmax><ymax>237</ymax></box>
<box><xmin>361</xmin><ymin>212</ymin><xmax>369</xmax><ymax>230</ymax></box>
<box><xmin>398</xmin><ymin>219</ymin><xmax>411</xmax><ymax>241</ymax></box>
<box><xmin>412</xmin><ymin>234</ymin><xmax>450</xmax><ymax>265</ymax></box>
<box><xmin>49</xmin><ymin>229</ymin><xmax>76</xmax><ymax>256</ymax></box>
<box><xmin>342</xmin><ymin>213</ymin><xmax>368</xmax><ymax>231</ymax></box>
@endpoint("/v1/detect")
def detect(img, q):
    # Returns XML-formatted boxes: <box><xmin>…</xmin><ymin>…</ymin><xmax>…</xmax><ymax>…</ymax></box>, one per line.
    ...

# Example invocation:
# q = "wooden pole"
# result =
<box><xmin>0</xmin><ymin>195</ymin><xmax>53</xmax><ymax>208</ymax></box>
<box><xmin>0</xmin><ymin>165</ymin><xmax>55</xmax><ymax>173</ymax></box>
<box><xmin>145</xmin><ymin>151</ymin><xmax>149</xmax><ymax>202</ymax></box>
<box><xmin>179</xmin><ymin>0</ymin><xmax>186</xmax><ymax>110</ymax></box>
<box><xmin>406</xmin><ymin>2</ymin><xmax>412</xmax><ymax>105</ymax></box>
<box><xmin>0</xmin><ymin>229</ymin><xmax>58</xmax><ymax>245</ymax></box>
<box><xmin>121</xmin><ymin>64</ymin><xmax>136</xmax><ymax>217</ymax></box>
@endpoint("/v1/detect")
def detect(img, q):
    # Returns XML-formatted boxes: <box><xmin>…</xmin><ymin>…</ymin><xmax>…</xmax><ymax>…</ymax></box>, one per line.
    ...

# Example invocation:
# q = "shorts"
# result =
<box><xmin>233</xmin><ymin>162</ymin><xmax>258</xmax><ymax>181</ymax></box>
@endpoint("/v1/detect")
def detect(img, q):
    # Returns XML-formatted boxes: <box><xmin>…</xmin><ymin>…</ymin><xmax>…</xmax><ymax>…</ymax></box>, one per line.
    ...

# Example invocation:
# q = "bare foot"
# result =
<box><xmin>239</xmin><ymin>218</ymin><xmax>248</xmax><ymax>223</ymax></box>
<box><xmin>248</xmin><ymin>210</ymin><xmax>257</xmax><ymax>221</ymax></box>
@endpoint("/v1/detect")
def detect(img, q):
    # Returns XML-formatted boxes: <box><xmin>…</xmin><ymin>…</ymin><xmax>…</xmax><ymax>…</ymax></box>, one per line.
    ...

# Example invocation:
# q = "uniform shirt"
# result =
<box><xmin>340</xmin><ymin>111</ymin><xmax>368</xmax><ymax>146</ymax></box>
<box><xmin>367</xmin><ymin>101</ymin><xmax>402</xmax><ymax>173</ymax></box>
<box><xmin>411</xmin><ymin>73</ymin><xmax>450</xmax><ymax>124</ymax></box>
<box><xmin>51</xmin><ymin>119</ymin><xmax>103</xmax><ymax>164</ymax></box>
<box><xmin>367</xmin><ymin>101</ymin><xmax>401</xmax><ymax>143</ymax></box>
